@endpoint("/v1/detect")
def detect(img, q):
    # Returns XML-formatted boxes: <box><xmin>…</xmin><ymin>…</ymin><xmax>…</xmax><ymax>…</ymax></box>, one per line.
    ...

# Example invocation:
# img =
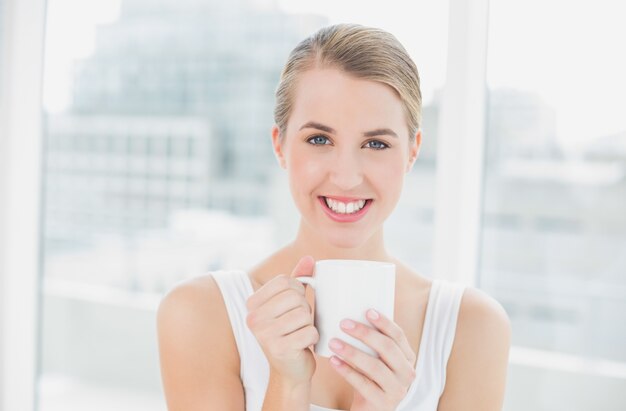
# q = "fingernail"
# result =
<box><xmin>329</xmin><ymin>339</ymin><xmax>344</xmax><ymax>350</ymax></box>
<box><xmin>330</xmin><ymin>356</ymin><xmax>342</xmax><ymax>366</ymax></box>
<box><xmin>341</xmin><ymin>319</ymin><xmax>356</xmax><ymax>329</ymax></box>
<box><xmin>367</xmin><ymin>309</ymin><xmax>380</xmax><ymax>320</ymax></box>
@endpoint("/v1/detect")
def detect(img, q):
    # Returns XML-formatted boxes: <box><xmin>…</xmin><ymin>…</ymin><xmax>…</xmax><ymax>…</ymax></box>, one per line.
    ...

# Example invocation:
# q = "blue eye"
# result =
<box><xmin>365</xmin><ymin>140</ymin><xmax>390</xmax><ymax>150</ymax></box>
<box><xmin>307</xmin><ymin>135</ymin><xmax>390</xmax><ymax>151</ymax></box>
<box><xmin>307</xmin><ymin>135</ymin><xmax>331</xmax><ymax>145</ymax></box>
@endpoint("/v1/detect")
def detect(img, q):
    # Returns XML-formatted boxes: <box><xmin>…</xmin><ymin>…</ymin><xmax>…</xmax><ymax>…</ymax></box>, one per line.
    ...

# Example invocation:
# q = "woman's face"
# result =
<box><xmin>272</xmin><ymin>67</ymin><xmax>420</xmax><ymax>248</ymax></box>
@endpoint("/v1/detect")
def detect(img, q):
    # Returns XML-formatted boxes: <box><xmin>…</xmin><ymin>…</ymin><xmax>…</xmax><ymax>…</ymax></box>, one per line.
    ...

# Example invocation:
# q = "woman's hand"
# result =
<box><xmin>245</xmin><ymin>256</ymin><xmax>319</xmax><ymax>387</ymax></box>
<box><xmin>328</xmin><ymin>309</ymin><xmax>417</xmax><ymax>411</ymax></box>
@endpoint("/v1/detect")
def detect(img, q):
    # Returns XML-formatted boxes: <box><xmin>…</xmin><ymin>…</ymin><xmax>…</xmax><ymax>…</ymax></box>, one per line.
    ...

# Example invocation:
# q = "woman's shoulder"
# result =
<box><xmin>437</xmin><ymin>286</ymin><xmax>511</xmax><ymax>409</ymax></box>
<box><xmin>157</xmin><ymin>273</ymin><xmax>245</xmax><ymax>407</ymax></box>
<box><xmin>158</xmin><ymin>273</ymin><xmax>222</xmax><ymax>313</ymax></box>
<box><xmin>455</xmin><ymin>286</ymin><xmax>511</xmax><ymax>342</ymax></box>
<box><xmin>157</xmin><ymin>273</ymin><xmax>241</xmax><ymax>371</ymax></box>
<box><xmin>446</xmin><ymin>285</ymin><xmax>511</xmax><ymax>359</ymax></box>
<box><xmin>158</xmin><ymin>271</ymin><xmax>245</xmax><ymax>328</ymax></box>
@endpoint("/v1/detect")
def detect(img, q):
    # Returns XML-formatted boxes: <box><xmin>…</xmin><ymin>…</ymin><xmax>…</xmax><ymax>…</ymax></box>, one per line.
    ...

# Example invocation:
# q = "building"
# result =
<box><xmin>45</xmin><ymin>114</ymin><xmax>213</xmax><ymax>248</ymax></box>
<box><xmin>45</xmin><ymin>0</ymin><xmax>327</xmax><ymax>248</ymax></box>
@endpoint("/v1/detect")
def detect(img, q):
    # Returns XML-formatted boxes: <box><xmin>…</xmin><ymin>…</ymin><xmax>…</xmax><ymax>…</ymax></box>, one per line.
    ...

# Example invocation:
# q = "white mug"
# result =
<box><xmin>296</xmin><ymin>259</ymin><xmax>396</xmax><ymax>358</ymax></box>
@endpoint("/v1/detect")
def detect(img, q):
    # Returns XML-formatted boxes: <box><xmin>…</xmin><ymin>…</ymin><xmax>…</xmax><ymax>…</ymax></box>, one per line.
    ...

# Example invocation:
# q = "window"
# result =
<box><xmin>38</xmin><ymin>1</ymin><xmax>449</xmax><ymax>409</ymax></box>
<box><xmin>480</xmin><ymin>0</ymin><xmax>626</xmax><ymax>409</ymax></box>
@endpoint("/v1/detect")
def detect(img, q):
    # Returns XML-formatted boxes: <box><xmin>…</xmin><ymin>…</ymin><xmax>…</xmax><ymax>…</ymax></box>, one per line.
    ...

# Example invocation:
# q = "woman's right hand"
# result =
<box><xmin>245</xmin><ymin>255</ymin><xmax>319</xmax><ymax>387</ymax></box>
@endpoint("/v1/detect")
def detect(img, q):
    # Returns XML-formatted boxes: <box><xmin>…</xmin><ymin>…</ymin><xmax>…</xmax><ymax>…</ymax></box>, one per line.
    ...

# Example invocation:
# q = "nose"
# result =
<box><xmin>328</xmin><ymin>149</ymin><xmax>364</xmax><ymax>191</ymax></box>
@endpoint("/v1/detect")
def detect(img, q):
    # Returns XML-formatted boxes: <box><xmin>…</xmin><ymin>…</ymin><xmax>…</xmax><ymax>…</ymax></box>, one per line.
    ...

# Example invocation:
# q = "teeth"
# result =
<box><xmin>324</xmin><ymin>197</ymin><xmax>367</xmax><ymax>214</ymax></box>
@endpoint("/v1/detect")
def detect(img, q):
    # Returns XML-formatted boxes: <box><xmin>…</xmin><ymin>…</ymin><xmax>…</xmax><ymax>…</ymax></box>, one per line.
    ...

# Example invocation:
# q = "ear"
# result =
<box><xmin>271</xmin><ymin>124</ymin><xmax>287</xmax><ymax>169</ymax></box>
<box><xmin>406</xmin><ymin>129</ymin><xmax>422</xmax><ymax>173</ymax></box>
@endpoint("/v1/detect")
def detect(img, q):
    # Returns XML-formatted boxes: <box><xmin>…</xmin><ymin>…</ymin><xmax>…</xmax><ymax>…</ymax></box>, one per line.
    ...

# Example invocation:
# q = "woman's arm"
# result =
<box><xmin>157</xmin><ymin>276</ymin><xmax>246</xmax><ymax>411</ymax></box>
<box><xmin>437</xmin><ymin>287</ymin><xmax>512</xmax><ymax>411</ymax></box>
<box><xmin>262</xmin><ymin>372</ymin><xmax>312</xmax><ymax>411</ymax></box>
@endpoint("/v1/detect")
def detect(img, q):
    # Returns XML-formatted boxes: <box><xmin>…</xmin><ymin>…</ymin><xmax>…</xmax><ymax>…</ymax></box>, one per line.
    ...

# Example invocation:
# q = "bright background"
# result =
<box><xmin>1</xmin><ymin>0</ymin><xmax>625</xmax><ymax>410</ymax></box>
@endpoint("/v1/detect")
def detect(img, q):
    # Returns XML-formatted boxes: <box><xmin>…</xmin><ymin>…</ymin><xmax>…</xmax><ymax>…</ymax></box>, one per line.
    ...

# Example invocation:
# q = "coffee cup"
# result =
<box><xmin>296</xmin><ymin>259</ymin><xmax>395</xmax><ymax>358</ymax></box>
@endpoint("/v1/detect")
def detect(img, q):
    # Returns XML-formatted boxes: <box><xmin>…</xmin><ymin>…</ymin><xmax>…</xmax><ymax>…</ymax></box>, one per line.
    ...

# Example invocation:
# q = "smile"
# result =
<box><xmin>318</xmin><ymin>196</ymin><xmax>373</xmax><ymax>223</ymax></box>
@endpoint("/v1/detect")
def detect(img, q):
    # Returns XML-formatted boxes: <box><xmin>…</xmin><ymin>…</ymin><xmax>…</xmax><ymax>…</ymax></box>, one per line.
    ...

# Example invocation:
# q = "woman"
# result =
<box><xmin>157</xmin><ymin>23</ymin><xmax>511</xmax><ymax>411</ymax></box>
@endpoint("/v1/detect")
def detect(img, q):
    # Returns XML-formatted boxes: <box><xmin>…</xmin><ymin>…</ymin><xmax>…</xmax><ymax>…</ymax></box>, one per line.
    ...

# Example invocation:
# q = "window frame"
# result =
<box><xmin>0</xmin><ymin>0</ymin><xmax>46</xmax><ymax>409</ymax></box>
<box><xmin>433</xmin><ymin>0</ymin><xmax>489</xmax><ymax>287</ymax></box>
<box><xmin>437</xmin><ymin>0</ymin><xmax>626</xmax><ymax>392</ymax></box>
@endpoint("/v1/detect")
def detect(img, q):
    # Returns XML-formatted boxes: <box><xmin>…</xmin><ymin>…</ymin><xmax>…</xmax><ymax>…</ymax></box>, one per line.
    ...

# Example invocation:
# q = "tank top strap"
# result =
<box><xmin>211</xmin><ymin>270</ymin><xmax>270</xmax><ymax>410</ymax></box>
<box><xmin>418</xmin><ymin>279</ymin><xmax>465</xmax><ymax>395</ymax></box>
<box><xmin>211</xmin><ymin>269</ymin><xmax>253</xmax><ymax>358</ymax></box>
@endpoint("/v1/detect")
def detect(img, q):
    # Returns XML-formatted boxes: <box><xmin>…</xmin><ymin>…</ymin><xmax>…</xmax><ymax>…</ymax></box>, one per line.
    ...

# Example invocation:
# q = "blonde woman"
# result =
<box><xmin>157</xmin><ymin>23</ymin><xmax>511</xmax><ymax>411</ymax></box>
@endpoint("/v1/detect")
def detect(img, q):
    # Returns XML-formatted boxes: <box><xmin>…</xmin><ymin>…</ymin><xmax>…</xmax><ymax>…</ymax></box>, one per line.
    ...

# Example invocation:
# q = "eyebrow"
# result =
<box><xmin>299</xmin><ymin>121</ymin><xmax>398</xmax><ymax>139</ymax></box>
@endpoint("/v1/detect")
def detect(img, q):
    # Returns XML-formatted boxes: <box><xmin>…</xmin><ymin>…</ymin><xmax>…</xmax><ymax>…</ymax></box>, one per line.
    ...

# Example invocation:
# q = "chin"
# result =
<box><xmin>323</xmin><ymin>230</ymin><xmax>370</xmax><ymax>249</ymax></box>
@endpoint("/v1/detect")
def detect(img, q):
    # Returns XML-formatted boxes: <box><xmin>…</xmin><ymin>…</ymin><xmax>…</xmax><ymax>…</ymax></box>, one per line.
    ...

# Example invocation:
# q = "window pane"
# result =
<box><xmin>38</xmin><ymin>0</ymin><xmax>448</xmax><ymax>409</ymax></box>
<box><xmin>481</xmin><ymin>1</ymin><xmax>626</xmax><ymax>410</ymax></box>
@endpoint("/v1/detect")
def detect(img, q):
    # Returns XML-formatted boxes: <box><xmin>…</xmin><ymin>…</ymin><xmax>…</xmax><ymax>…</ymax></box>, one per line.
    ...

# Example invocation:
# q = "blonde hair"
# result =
<box><xmin>274</xmin><ymin>23</ymin><xmax>422</xmax><ymax>142</ymax></box>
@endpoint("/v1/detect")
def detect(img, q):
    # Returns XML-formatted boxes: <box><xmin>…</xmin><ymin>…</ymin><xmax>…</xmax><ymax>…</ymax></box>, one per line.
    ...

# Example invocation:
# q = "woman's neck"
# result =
<box><xmin>248</xmin><ymin>219</ymin><xmax>402</xmax><ymax>288</ymax></box>
<box><xmin>286</xmin><ymin>218</ymin><xmax>393</xmax><ymax>263</ymax></box>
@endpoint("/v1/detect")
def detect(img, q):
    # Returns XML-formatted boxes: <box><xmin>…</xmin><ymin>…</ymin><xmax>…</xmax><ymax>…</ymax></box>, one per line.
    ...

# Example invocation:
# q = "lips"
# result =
<box><xmin>323</xmin><ymin>195</ymin><xmax>371</xmax><ymax>203</ymax></box>
<box><xmin>318</xmin><ymin>196</ymin><xmax>373</xmax><ymax>223</ymax></box>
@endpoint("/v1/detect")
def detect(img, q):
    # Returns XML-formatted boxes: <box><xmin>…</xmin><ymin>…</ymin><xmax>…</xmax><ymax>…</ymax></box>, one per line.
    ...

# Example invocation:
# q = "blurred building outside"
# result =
<box><xmin>37</xmin><ymin>0</ymin><xmax>626</xmax><ymax>409</ymax></box>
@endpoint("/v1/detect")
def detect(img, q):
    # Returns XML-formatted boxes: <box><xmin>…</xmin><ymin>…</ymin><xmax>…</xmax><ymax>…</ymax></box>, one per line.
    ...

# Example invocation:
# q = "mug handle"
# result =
<box><xmin>295</xmin><ymin>277</ymin><xmax>315</xmax><ymax>288</ymax></box>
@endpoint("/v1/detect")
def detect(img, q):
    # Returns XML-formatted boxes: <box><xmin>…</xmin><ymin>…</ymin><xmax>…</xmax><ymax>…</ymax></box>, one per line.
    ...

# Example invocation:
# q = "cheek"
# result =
<box><xmin>301</xmin><ymin>157</ymin><xmax>324</xmax><ymax>177</ymax></box>
<box><xmin>286</xmin><ymin>148</ymin><xmax>406</xmax><ymax>199</ymax></box>
<box><xmin>287</xmin><ymin>150</ymin><xmax>324</xmax><ymax>192</ymax></box>
<box><xmin>372</xmin><ymin>156</ymin><xmax>406</xmax><ymax>199</ymax></box>
<box><xmin>371</xmin><ymin>154</ymin><xmax>404</xmax><ymax>179</ymax></box>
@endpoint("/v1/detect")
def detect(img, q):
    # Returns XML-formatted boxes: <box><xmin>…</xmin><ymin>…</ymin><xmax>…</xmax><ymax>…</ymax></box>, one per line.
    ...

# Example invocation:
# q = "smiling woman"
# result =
<box><xmin>272</xmin><ymin>67</ymin><xmax>418</xmax><ymax>249</ymax></box>
<box><xmin>38</xmin><ymin>0</ymin><xmax>452</xmax><ymax>408</ymax></box>
<box><xmin>157</xmin><ymin>23</ymin><xmax>511</xmax><ymax>411</ymax></box>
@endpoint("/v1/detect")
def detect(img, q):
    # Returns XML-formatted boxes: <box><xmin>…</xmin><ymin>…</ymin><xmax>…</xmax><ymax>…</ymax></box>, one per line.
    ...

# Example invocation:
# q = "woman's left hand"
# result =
<box><xmin>328</xmin><ymin>309</ymin><xmax>417</xmax><ymax>411</ymax></box>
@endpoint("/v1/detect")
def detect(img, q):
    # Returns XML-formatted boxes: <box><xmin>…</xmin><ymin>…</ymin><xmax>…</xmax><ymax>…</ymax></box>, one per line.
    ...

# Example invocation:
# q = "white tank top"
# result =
<box><xmin>211</xmin><ymin>270</ymin><xmax>465</xmax><ymax>411</ymax></box>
